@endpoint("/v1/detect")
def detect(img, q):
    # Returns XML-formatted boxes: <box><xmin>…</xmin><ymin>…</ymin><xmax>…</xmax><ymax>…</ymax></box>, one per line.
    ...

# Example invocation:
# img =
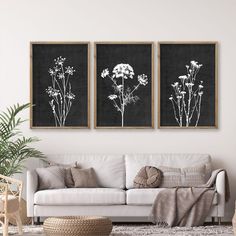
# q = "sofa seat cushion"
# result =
<box><xmin>127</xmin><ymin>188</ymin><xmax>165</xmax><ymax>205</ymax></box>
<box><xmin>34</xmin><ymin>188</ymin><xmax>126</xmax><ymax>206</ymax></box>
<box><xmin>126</xmin><ymin>189</ymin><xmax>218</xmax><ymax>205</ymax></box>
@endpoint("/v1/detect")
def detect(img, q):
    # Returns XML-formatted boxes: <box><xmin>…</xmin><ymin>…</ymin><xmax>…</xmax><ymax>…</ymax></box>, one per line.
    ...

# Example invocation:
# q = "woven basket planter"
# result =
<box><xmin>9</xmin><ymin>199</ymin><xmax>31</xmax><ymax>225</ymax></box>
<box><xmin>43</xmin><ymin>216</ymin><xmax>112</xmax><ymax>236</ymax></box>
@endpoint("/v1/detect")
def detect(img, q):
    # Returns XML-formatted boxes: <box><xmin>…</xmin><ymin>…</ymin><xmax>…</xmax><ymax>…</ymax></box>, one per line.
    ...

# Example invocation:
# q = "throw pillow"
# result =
<box><xmin>48</xmin><ymin>161</ymin><xmax>80</xmax><ymax>188</ymax></box>
<box><xmin>36</xmin><ymin>166</ymin><xmax>66</xmax><ymax>190</ymax></box>
<box><xmin>71</xmin><ymin>168</ymin><xmax>99</xmax><ymax>188</ymax></box>
<box><xmin>158</xmin><ymin>164</ymin><xmax>207</xmax><ymax>188</ymax></box>
<box><xmin>181</xmin><ymin>164</ymin><xmax>206</xmax><ymax>187</ymax></box>
<box><xmin>133</xmin><ymin>166</ymin><xmax>162</xmax><ymax>188</ymax></box>
<box><xmin>64</xmin><ymin>168</ymin><xmax>74</xmax><ymax>188</ymax></box>
<box><xmin>158</xmin><ymin>166</ymin><xmax>182</xmax><ymax>188</ymax></box>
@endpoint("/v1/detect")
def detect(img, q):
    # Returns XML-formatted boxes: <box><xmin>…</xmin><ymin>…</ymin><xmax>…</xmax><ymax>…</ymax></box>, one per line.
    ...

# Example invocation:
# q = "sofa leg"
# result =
<box><xmin>211</xmin><ymin>217</ymin><xmax>215</xmax><ymax>224</ymax></box>
<box><xmin>218</xmin><ymin>217</ymin><xmax>221</xmax><ymax>225</ymax></box>
<box><xmin>36</xmin><ymin>217</ymin><xmax>40</xmax><ymax>225</ymax></box>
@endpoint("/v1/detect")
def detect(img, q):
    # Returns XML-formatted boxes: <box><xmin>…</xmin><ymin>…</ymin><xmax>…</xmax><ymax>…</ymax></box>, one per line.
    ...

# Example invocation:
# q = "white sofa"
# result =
<box><xmin>27</xmin><ymin>154</ymin><xmax>226</xmax><ymax>223</ymax></box>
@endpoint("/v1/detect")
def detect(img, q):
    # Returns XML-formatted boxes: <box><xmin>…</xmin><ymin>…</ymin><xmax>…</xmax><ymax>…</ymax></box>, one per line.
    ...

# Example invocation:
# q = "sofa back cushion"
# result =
<box><xmin>125</xmin><ymin>153</ymin><xmax>212</xmax><ymax>189</ymax></box>
<box><xmin>46</xmin><ymin>154</ymin><xmax>125</xmax><ymax>189</ymax></box>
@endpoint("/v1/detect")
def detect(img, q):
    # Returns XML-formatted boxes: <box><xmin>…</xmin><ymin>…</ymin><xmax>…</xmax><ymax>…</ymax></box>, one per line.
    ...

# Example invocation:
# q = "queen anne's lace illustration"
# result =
<box><xmin>169</xmin><ymin>60</ymin><xmax>203</xmax><ymax>127</ymax></box>
<box><xmin>46</xmin><ymin>56</ymin><xmax>76</xmax><ymax>126</ymax></box>
<box><xmin>101</xmin><ymin>63</ymin><xmax>148</xmax><ymax>127</ymax></box>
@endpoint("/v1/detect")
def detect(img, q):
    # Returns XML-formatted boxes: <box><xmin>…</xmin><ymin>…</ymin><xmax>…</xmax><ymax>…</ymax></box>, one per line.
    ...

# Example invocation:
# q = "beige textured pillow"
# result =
<box><xmin>133</xmin><ymin>166</ymin><xmax>162</xmax><ymax>188</ymax></box>
<box><xmin>36</xmin><ymin>166</ymin><xmax>65</xmax><ymax>190</ymax></box>
<box><xmin>181</xmin><ymin>164</ymin><xmax>206</xmax><ymax>186</ymax></box>
<box><xmin>71</xmin><ymin>168</ymin><xmax>99</xmax><ymax>188</ymax></box>
<box><xmin>159</xmin><ymin>166</ymin><xmax>182</xmax><ymax>188</ymax></box>
<box><xmin>159</xmin><ymin>164</ymin><xmax>207</xmax><ymax>188</ymax></box>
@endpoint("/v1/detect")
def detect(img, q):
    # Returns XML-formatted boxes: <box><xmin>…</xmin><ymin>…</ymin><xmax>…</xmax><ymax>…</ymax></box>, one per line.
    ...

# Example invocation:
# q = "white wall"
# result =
<box><xmin>0</xmin><ymin>0</ymin><xmax>236</xmax><ymax>221</ymax></box>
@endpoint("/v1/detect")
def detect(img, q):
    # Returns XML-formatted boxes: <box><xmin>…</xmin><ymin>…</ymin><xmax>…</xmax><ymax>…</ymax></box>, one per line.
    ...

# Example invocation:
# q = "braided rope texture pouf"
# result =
<box><xmin>43</xmin><ymin>216</ymin><xmax>113</xmax><ymax>236</ymax></box>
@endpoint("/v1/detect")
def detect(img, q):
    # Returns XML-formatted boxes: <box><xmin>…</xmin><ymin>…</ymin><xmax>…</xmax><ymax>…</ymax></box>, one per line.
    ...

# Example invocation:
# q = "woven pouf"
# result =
<box><xmin>43</xmin><ymin>216</ymin><xmax>113</xmax><ymax>236</ymax></box>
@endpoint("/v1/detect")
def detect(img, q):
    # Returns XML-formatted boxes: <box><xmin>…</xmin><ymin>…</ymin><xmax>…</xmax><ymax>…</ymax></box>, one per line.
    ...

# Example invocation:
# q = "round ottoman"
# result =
<box><xmin>43</xmin><ymin>216</ymin><xmax>112</xmax><ymax>236</ymax></box>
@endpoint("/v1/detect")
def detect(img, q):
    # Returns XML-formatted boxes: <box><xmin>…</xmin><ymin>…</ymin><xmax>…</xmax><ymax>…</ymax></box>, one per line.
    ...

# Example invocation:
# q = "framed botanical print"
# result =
<box><xmin>158</xmin><ymin>42</ymin><xmax>218</xmax><ymax>128</ymax></box>
<box><xmin>30</xmin><ymin>42</ymin><xmax>90</xmax><ymax>128</ymax></box>
<box><xmin>95</xmin><ymin>42</ymin><xmax>154</xmax><ymax>128</ymax></box>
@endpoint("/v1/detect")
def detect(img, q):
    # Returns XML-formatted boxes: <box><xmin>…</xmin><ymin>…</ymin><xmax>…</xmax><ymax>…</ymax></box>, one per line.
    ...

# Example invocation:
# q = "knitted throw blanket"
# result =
<box><xmin>150</xmin><ymin>169</ymin><xmax>229</xmax><ymax>227</ymax></box>
<box><xmin>150</xmin><ymin>187</ymin><xmax>215</xmax><ymax>227</ymax></box>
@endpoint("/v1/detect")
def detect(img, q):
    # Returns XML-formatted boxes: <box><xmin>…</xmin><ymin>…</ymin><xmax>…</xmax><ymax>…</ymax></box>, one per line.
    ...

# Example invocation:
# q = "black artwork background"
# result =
<box><xmin>96</xmin><ymin>44</ymin><xmax>153</xmax><ymax>127</ymax></box>
<box><xmin>32</xmin><ymin>44</ymin><xmax>88</xmax><ymax>127</ymax></box>
<box><xmin>159</xmin><ymin>44</ymin><xmax>216</xmax><ymax>127</ymax></box>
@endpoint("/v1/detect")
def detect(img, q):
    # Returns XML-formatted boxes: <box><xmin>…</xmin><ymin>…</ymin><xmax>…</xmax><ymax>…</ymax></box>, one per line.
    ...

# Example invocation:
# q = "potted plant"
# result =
<box><xmin>0</xmin><ymin>103</ymin><xmax>44</xmax><ymax>176</ymax></box>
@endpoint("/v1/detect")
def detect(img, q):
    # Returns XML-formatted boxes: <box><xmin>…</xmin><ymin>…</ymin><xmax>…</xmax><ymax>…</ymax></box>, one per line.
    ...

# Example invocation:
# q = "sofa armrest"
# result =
<box><xmin>27</xmin><ymin>170</ymin><xmax>38</xmax><ymax>217</ymax></box>
<box><xmin>215</xmin><ymin>170</ymin><xmax>225</xmax><ymax>217</ymax></box>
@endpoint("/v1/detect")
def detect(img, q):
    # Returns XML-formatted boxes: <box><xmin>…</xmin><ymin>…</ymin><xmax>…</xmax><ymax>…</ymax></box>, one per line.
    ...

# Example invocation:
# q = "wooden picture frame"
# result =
<box><xmin>94</xmin><ymin>42</ymin><xmax>154</xmax><ymax>129</ymax></box>
<box><xmin>30</xmin><ymin>42</ymin><xmax>90</xmax><ymax>129</ymax></box>
<box><xmin>158</xmin><ymin>42</ymin><xmax>218</xmax><ymax>129</ymax></box>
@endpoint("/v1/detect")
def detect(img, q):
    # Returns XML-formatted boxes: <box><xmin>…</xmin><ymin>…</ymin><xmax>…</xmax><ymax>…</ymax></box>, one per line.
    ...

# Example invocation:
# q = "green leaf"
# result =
<box><xmin>0</xmin><ymin>103</ymin><xmax>45</xmax><ymax>176</ymax></box>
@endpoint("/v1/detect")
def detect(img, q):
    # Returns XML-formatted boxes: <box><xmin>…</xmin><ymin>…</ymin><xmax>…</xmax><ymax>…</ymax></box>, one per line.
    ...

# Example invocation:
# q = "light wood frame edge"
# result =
<box><xmin>157</xmin><ymin>41</ymin><xmax>218</xmax><ymax>129</ymax></box>
<box><xmin>94</xmin><ymin>41</ymin><xmax>155</xmax><ymax>129</ymax></box>
<box><xmin>29</xmin><ymin>41</ymin><xmax>91</xmax><ymax>129</ymax></box>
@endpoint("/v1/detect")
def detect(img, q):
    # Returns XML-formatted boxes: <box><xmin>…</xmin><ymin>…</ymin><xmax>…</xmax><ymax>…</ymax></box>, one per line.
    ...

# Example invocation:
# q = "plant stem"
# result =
<box><xmin>130</xmin><ymin>84</ymin><xmax>140</xmax><ymax>96</ymax></box>
<box><xmin>113</xmin><ymin>100</ymin><xmax>121</xmax><ymax>112</ymax></box>
<box><xmin>61</xmin><ymin>65</ymin><xmax>66</xmax><ymax>126</ymax></box>
<box><xmin>121</xmin><ymin>76</ymin><xmax>125</xmax><ymax>127</ymax></box>
<box><xmin>186</xmin><ymin>85</ymin><xmax>192</xmax><ymax>127</ymax></box>
<box><xmin>171</xmin><ymin>99</ymin><xmax>180</xmax><ymax>126</ymax></box>
<box><xmin>189</xmin><ymin>95</ymin><xmax>199</xmax><ymax>123</ymax></box>
<box><xmin>195</xmin><ymin>95</ymin><xmax>202</xmax><ymax>127</ymax></box>
<box><xmin>177</xmin><ymin>98</ymin><xmax>182</xmax><ymax>127</ymax></box>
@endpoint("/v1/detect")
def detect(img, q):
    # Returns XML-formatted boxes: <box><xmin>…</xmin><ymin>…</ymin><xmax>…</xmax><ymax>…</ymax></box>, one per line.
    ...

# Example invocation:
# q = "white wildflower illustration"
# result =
<box><xmin>169</xmin><ymin>60</ymin><xmax>203</xmax><ymax>127</ymax></box>
<box><xmin>101</xmin><ymin>63</ymin><xmax>148</xmax><ymax>127</ymax></box>
<box><xmin>46</xmin><ymin>56</ymin><xmax>77</xmax><ymax>127</ymax></box>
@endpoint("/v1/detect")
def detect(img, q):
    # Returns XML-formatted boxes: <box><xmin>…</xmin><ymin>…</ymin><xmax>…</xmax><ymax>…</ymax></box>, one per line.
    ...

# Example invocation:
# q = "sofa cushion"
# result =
<box><xmin>125</xmin><ymin>154</ymin><xmax>212</xmax><ymax>189</ymax></box>
<box><xmin>46</xmin><ymin>154</ymin><xmax>125</xmax><ymax>189</ymax></box>
<box><xmin>127</xmin><ymin>188</ymin><xmax>166</xmax><ymax>205</ymax></box>
<box><xmin>158</xmin><ymin>166</ymin><xmax>181</xmax><ymax>187</ymax></box>
<box><xmin>158</xmin><ymin>165</ymin><xmax>206</xmax><ymax>187</ymax></box>
<box><xmin>181</xmin><ymin>164</ymin><xmax>206</xmax><ymax>187</ymax></box>
<box><xmin>133</xmin><ymin>166</ymin><xmax>162</xmax><ymax>188</ymax></box>
<box><xmin>71</xmin><ymin>168</ymin><xmax>99</xmax><ymax>188</ymax></box>
<box><xmin>34</xmin><ymin>188</ymin><xmax>126</xmax><ymax>205</ymax></box>
<box><xmin>36</xmin><ymin>166</ymin><xmax>66</xmax><ymax>190</ymax></box>
<box><xmin>48</xmin><ymin>162</ymin><xmax>79</xmax><ymax>188</ymax></box>
<box><xmin>64</xmin><ymin>168</ymin><xmax>75</xmax><ymax>188</ymax></box>
<box><xmin>126</xmin><ymin>189</ymin><xmax>218</xmax><ymax>205</ymax></box>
